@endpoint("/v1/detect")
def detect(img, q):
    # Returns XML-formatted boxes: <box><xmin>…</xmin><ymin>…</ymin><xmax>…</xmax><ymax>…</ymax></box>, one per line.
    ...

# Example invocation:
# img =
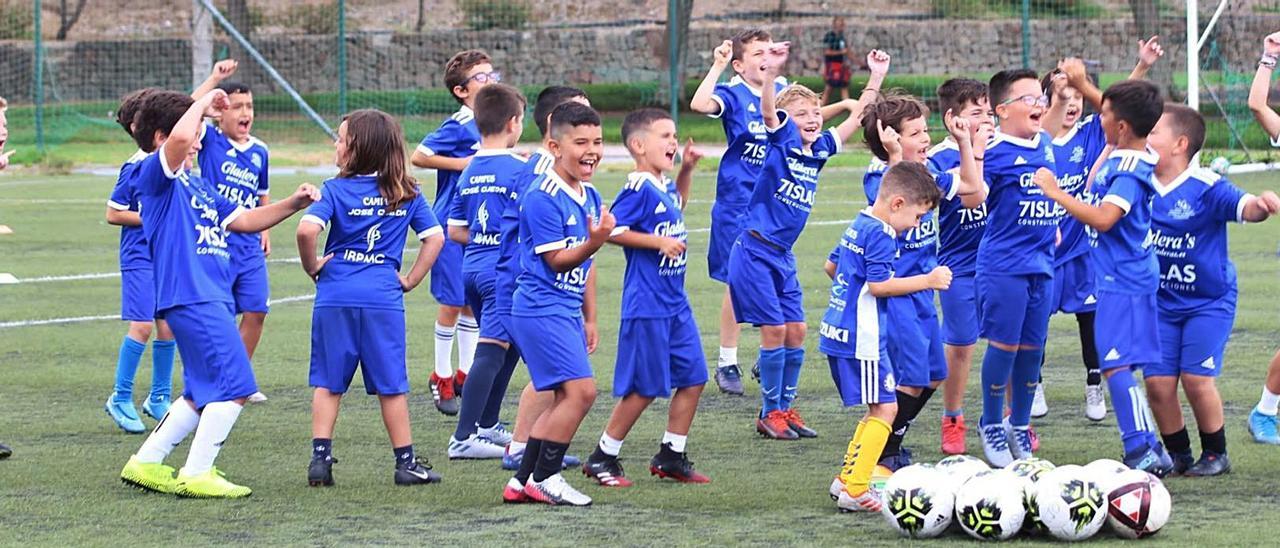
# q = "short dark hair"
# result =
<box><xmin>534</xmin><ymin>86</ymin><xmax>587</xmax><ymax>137</ymax></box>
<box><xmin>879</xmin><ymin>161</ymin><xmax>942</xmax><ymax>208</ymax></box>
<box><xmin>473</xmin><ymin>83</ymin><xmax>526</xmax><ymax>137</ymax></box>
<box><xmin>861</xmin><ymin>94</ymin><xmax>930</xmax><ymax>162</ymax></box>
<box><xmin>132</xmin><ymin>90</ymin><xmax>193</xmax><ymax>153</ymax></box>
<box><xmin>937</xmin><ymin>78</ymin><xmax>988</xmax><ymax>118</ymax></box>
<box><xmin>1102</xmin><ymin>79</ymin><xmax>1163</xmax><ymax>138</ymax></box>
<box><xmin>731</xmin><ymin>28</ymin><xmax>772</xmax><ymax>63</ymax></box>
<box><xmin>444</xmin><ymin>49</ymin><xmax>492</xmax><ymax>104</ymax></box>
<box><xmin>549</xmin><ymin>102</ymin><xmax>601</xmax><ymax>140</ymax></box>
<box><xmin>116</xmin><ymin>88</ymin><xmax>158</xmax><ymax>136</ymax></box>
<box><xmin>216</xmin><ymin>81</ymin><xmax>252</xmax><ymax>96</ymax></box>
<box><xmin>621</xmin><ymin>108</ymin><xmax>673</xmax><ymax>153</ymax></box>
<box><xmin>1159</xmin><ymin>102</ymin><xmax>1206</xmax><ymax>157</ymax></box>
<box><xmin>988</xmin><ymin>68</ymin><xmax>1041</xmax><ymax>107</ymax></box>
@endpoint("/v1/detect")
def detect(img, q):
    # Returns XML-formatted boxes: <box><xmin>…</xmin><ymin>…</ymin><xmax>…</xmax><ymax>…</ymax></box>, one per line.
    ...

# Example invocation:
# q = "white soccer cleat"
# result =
<box><xmin>523</xmin><ymin>473</ymin><xmax>592</xmax><ymax>506</ymax></box>
<box><xmin>836</xmin><ymin>488</ymin><xmax>882</xmax><ymax>513</ymax></box>
<box><xmin>478</xmin><ymin>423</ymin><xmax>513</xmax><ymax>447</ymax></box>
<box><xmin>246</xmin><ymin>391</ymin><xmax>268</xmax><ymax>404</ymax></box>
<box><xmin>981</xmin><ymin>422</ymin><xmax>1014</xmax><ymax>468</ymax></box>
<box><xmin>1031</xmin><ymin>383</ymin><xmax>1048</xmax><ymax>418</ymax></box>
<box><xmin>829</xmin><ymin>475</ymin><xmax>845</xmax><ymax>501</ymax></box>
<box><xmin>448</xmin><ymin>434</ymin><xmax>507</xmax><ymax>460</ymax></box>
<box><xmin>1085</xmin><ymin>385</ymin><xmax>1107</xmax><ymax>421</ymax></box>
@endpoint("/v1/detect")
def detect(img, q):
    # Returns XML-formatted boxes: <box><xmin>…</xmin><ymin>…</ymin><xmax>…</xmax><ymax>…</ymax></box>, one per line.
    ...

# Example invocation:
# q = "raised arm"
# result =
<box><xmin>1061</xmin><ymin>57</ymin><xmax>1103</xmax><ymax>112</ymax></box>
<box><xmin>946</xmin><ymin>109</ymin><xmax>987</xmax><ymax>207</ymax></box>
<box><xmin>192</xmin><ymin>60</ymin><xmax>237</xmax><ymax>100</ymax></box>
<box><xmin>1250</xmin><ymin>32</ymin><xmax>1280</xmax><ymax>142</ymax></box>
<box><xmin>542</xmin><ymin>206</ymin><xmax>616</xmax><ymax>273</ymax></box>
<box><xmin>759</xmin><ymin>44</ymin><xmax>790</xmax><ymax>130</ymax></box>
<box><xmin>675</xmin><ymin>139</ymin><xmax>703</xmax><ymax>206</ymax></box>
<box><xmin>229</xmin><ymin>184</ymin><xmax>320</xmax><ymax>234</ymax></box>
<box><xmin>164</xmin><ymin>90</ymin><xmax>227</xmax><ymax>172</ymax></box>
<box><xmin>1042</xmin><ymin>70</ymin><xmax>1071</xmax><ymax>139</ymax></box>
<box><xmin>1128</xmin><ymin>35</ymin><xmax>1164</xmax><ymax>80</ymax></box>
<box><xmin>690</xmin><ymin>40</ymin><xmax>732</xmax><ymax>115</ymax></box>
<box><xmin>829</xmin><ymin>50</ymin><xmax>890</xmax><ymax>141</ymax></box>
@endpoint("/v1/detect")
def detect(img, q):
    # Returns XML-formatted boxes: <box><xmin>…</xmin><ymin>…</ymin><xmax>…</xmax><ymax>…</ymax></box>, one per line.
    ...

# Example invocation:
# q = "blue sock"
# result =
<box><xmin>113</xmin><ymin>336</ymin><xmax>147</xmax><ymax>401</ymax></box>
<box><xmin>780</xmin><ymin>347</ymin><xmax>805</xmax><ymax>410</ymax></box>
<box><xmin>979</xmin><ymin>345</ymin><xmax>1017</xmax><ymax>427</ymax></box>
<box><xmin>150</xmin><ymin>339</ymin><xmax>176</xmax><ymax>400</ymax></box>
<box><xmin>1106</xmin><ymin>367</ymin><xmax>1152</xmax><ymax>454</ymax></box>
<box><xmin>1009</xmin><ymin>348</ymin><xmax>1043</xmax><ymax>427</ymax></box>
<box><xmin>758</xmin><ymin>347</ymin><xmax>786</xmax><ymax>416</ymax></box>
<box><xmin>479</xmin><ymin>347</ymin><xmax>520</xmax><ymax>429</ymax></box>
<box><xmin>312</xmin><ymin>438</ymin><xmax>332</xmax><ymax>460</ymax></box>
<box><xmin>454</xmin><ymin>342</ymin><xmax>505</xmax><ymax>441</ymax></box>
<box><xmin>944</xmin><ymin>408</ymin><xmax>964</xmax><ymax>418</ymax></box>
<box><xmin>394</xmin><ymin>444</ymin><xmax>415</xmax><ymax>467</ymax></box>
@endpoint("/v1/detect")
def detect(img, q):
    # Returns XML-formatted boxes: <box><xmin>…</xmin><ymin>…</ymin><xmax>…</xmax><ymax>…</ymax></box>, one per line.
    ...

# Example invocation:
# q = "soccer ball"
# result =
<box><xmin>1084</xmin><ymin>458</ymin><xmax>1130</xmax><ymax>493</ymax></box>
<box><xmin>954</xmin><ymin>470</ymin><xmax>1026</xmax><ymax>541</ymax></box>
<box><xmin>1009</xmin><ymin>458</ymin><xmax>1055</xmax><ymax>535</ymax></box>
<box><xmin>880</xmin><ymin>464</ymin><xmax>954</xmax><ymax>538</ymax></box>
<box><xmin>1035</xmin><ymin>465</ymin><xmax>1108</xmax><ymax>541</ymax></box>
<box><xmin>935</xmin><ymin>454</ymin><xmax>990</xmax><ymax>491</ymax></box>
<box><xmin>1106</xmin><ymin>469</ymin><xmax>1172</xmax><ymax>539</ymax></box>
<box><xmin>1009</xmin><ymin>457</ymin><xmax>1056</xmax><ymax>481</ymax></box>
<box><xmin>1209</xmin><ymin>156</ymin><xmax>1232</xmax><ymax>176</ymax></box>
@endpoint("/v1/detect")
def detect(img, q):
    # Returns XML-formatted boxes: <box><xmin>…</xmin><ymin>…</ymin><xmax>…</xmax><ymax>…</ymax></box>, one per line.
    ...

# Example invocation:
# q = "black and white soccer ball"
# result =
<box><xmin>935</xmin><ymin>454</ymin><xmax>990</xmax><ymax>492</ymax></box>
<box><xmin>1034</xmin><ymin>465</ymin><xmax>1108</xmax><ymax>541</ymax></box>
<box><xmin>879</xmin><ymin>464</ymin><xmax>954</xmax><ymax>538</ymax></box>
<box><xmin>954</xmin><ymin>469</ymin><xmax>1025</xmax><ymax>541</ymax></box>
<box><xmin>1009</xmin><ymin>457</ymin><xmax>1056</xmax><ymax>535</ymax></box>
<box><xmin>1084</xmin><ymin>458</ymin><xmax>1130</xmax><ymax>493</ymax></box>
<box><xmin>1106</xmin><ymin>469</ymin><xmax>1172</xmax><ymax>539</ymax></box>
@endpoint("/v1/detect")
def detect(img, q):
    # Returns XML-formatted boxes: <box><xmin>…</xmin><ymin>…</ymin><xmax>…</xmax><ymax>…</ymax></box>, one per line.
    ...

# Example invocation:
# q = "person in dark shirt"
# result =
<box><xmin>821</xmin><ymin>16</ymin><xmax>851</xmax><ymax>105</ymax></box>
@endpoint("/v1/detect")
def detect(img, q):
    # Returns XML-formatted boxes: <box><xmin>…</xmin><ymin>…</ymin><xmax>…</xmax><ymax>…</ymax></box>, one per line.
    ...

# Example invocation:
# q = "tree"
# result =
<box><xmin>1129</xmin><ymin>0</ymin><xmax>1174</xmax><ymax>96</ymax></box>
<box><xmin>416</xmin><ymin>0</ymin><xmax>425</xmax><ymax>32</ymax></box>
<box><xmin>51</xmin><ymin>0</ymin><xmax>87</xmax><ymax>40</ymax></box>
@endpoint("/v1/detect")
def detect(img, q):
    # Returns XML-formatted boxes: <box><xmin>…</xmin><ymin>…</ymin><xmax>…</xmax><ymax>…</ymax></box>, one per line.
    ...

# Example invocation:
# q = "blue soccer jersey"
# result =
<box><xmin>709</xmin><ymin>75</ymin><xmax>789</xmax><ymax>209</ymax></box>
<box><xmin>743</xmin><ymin>111</ymin><xmax>841</xmax><ymax>250</ymax></box>
<box><xmin>819</xmin><ymin>209</ymin><xmax>897</xmax><ymax>360</ymax></box>
<box><xmin>1051</xmin><ymin>115</ymin><xmax>1107</xmax><ymax>266</ymax></box>
<box><xmin>107</xmin><ymin>150</ymin><xmax>151</xmax><ymax>271</ymax></box>
<box><xmin>417</xmin><ymin>105</ymin><xmax>481</xmax><ymax>221</ymax></box>
<box><xmin>1150</xmin><ymin>167</ymin><xmax>1252</xmax><ymax>315</ymax></box>
<box><xmin>928</xmin><ymin>140</ymin><xmax>988</xmax><ymax>276</ymax></box>
<box><xmin>1090</xmin><ymin>149</ymin><xmax>1160</xmax><ymax>295</ymax></box>
<box><xmin>612</xmin><ymin>171</ymin><xmax>690</xmax><ymax>319</ymax></box>
<box><xmin>134</xmin><ymin>148</ymin><xmax>244</xmax><ymax>312</ymax></box>
<box><xmin>447</xmin><ymin>149</ymin><xmax>528</xmax><ymax>274</ymax></box>
<box><xmin>494</xmin><ymin>148</ymin><xmax>555</xmax><ymax>316</ymax></box>
<box><xmin>977</xmin><ymin>130</ymin><xmax>1059</xmax><ymax>276</ymax></box>
<box><xmin>198</xmin><ymin>122</ymin><xmax>269</xmax><ymax>251</ymax></box>
<box><xmin>512</xmin><ymin>171</ymin><xmax>603</xmax><ymax>317</ymax></box>
<box><xmin>863</xmin><ymin>160</ymin><xmax>957</xmax><ymax>277</ymax></box>
<box><xmin>301</xmin><ymin>175</ymin><xmax>442</xmax><ymax>311</ymax></box>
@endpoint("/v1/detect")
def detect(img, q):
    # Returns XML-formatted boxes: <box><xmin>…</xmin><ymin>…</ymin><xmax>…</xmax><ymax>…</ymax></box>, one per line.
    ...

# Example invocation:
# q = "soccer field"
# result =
<box><xmin>2</xmin><ymin>165</ymin><xmax>1279</xmax><ymax>545</ymax></box>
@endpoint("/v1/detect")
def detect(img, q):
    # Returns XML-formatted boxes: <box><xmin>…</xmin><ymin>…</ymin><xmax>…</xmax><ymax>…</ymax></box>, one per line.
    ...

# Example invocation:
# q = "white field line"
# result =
<box><xmin>10</xmin><ymin>257</ymin><xmax>304</xmax><ymax>284</ymax></box>
<box><xmin>0</xmin><ymin>293</ymin><xmax>315</xmax><ymax>329</ymax></box>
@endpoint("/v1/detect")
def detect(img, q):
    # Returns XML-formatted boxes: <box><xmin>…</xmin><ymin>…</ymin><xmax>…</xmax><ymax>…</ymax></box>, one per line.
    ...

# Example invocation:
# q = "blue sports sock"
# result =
<box><xmin>479</xmin><ymin>347</ymin><xmax>520</xmax><ymax>429</ymax></box>
<box><xmin>1106</xmin><ymin>367</ymin><xmax>1152</xmax><ymax>454</ymax></box>
<box><xmin>1009</xmin><ymin>348</ymin><xmax>1043</xmax><ymax>427</ymax></box>
<box><xmin>394</xmin><ymin>444</ymin><xmax>415</xmax><ymax>467</ymax></box>
<box><xmin>453</xmin><ymin>342</ymin><xmax>505</xmax><ymax>441</ymax></box>
<box><xmin>758</xmin><ymin>347</ymin><xmax>786</xmax><ymax>416</ymax></box>
<box><xmin>150</xmin><ymin>339</ymin><xmax>176</xmax><ymax>399</ymax></box>
<box><xmin>113</xmin><ymin>336</ymin><xmax>147</xmax><ymax>401</ymax></box>
<box><xmin>780</xmin><ymin>347</ymin><xmax>805</xmax><ymax>410</ymax></box>
<box><xmin>944</xmin><ymin>408</ymin><xmax>964</xmax><ymax>418</ymax></box>
<box><xmin>979</xmin><ymin>345</ymin><xmax>1017</xmax><ymax>427</ymax></box>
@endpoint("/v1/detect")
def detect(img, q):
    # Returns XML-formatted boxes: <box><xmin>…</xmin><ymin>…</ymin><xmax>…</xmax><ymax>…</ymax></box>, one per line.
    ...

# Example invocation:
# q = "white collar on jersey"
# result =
<box><xmin>628</xmin><ymin>170</ymin><xmax>672</xmax><ymax>193</ymax></box>
<box><xmin>544</xmin><ymin>168</ymin><xmax>588</xmax><ymax>206</ymax></box>
<box><xmin>928</xmin><ymin>138</ymin><xmax>959</xmax><ymax>156</ymax></box>
<box><xmin>1106</xmin><ymin>146</ymin><xmax>1159</xmax><ymax>165</ymax></box>
<box><xmin>727</xmin><ymin>75</ymin><xmax>788</xmax><ymax>97</ymax></box>
<box><xmin>205</xmin><ymin>121</ymin><xmax>259</xmax><ymax>153</ymax></box>
<box><xmin>990</xmin><ymin>129</ymin><xmax>1043</xmax><ymax>149</ymax></box>
<box><xmin>473</xmin><ymin>147</ymin><xmax>517</xmax><ymax>157</ymax></box>
<box><xmin>858</xmin><ymin>207</ymin><xmax>896</xmax><ymax>237</ymax></box>
<box><xmin>1050</xmin><ymin>115</ymin><xmax>1095</xmax><ymax>146</ymax></box>
<box><xmin>1152</xmin><ymin>165</ymin><xmax>1217</xmax><ymax>197</ymax></box>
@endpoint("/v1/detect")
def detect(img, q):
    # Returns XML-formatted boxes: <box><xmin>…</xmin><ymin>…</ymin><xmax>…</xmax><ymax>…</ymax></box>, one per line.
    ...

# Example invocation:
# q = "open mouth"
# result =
<box><xmin>579</xmin><ymin>157</ymin><xmax>598</xmax><ymax>178</ymax></box>
<box><xmin>0</xmin><ymin>138</ymin><xmax>6</xmax><ymax>150</ymax></box>
<box><xmin>1029</xmin><ymin>112</ymin><xmax>1043</xmax><ymax>124</ymax></box>
<box><xmin>237</xmin><ymin>119</ymin><xmax>251</xmax><ymax>132</ymax></box>
<box><xmin>916</xmin><ymin>147</ymin><xmax>929</xmax><ymax>158</ymax></box>
<box><xmin>665</xmin><ymin>147</ymin><xmax>677</xmax><ymax>163</ymax></box>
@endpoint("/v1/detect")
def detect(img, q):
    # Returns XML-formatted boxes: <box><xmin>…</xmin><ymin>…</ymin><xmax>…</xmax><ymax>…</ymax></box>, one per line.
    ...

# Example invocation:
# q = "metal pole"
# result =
<box><xmin>33</xmin><ymin>0</ymin><xmax>44</xmax><ymax>152</ymax></box>
<box><xmin>1020</xmin><ymin>0</ymin><xmax>1031</xmax><ymax>69</ymax></box>
<box><xmin>1187</xmin><ymin>0</ymin><xmax>1199</xmax><ymax>110</ymax></box>
<box><xmin>337</xmin><ymin>0</ymin><xmax>346</xmax><ymax>115</ymax></box>
<box><xmin>192</xmin><ymin>0</ymin><xmax>213</xmax><ymax>89</ymax></box>
<box><xmin>667</xmin><ymin>0</ymin><xmax>678</xmax><ymax>126</ymax></box>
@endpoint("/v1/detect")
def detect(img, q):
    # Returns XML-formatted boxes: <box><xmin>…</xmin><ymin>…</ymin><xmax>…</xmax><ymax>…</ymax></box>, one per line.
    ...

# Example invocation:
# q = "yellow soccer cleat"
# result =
<box><xmin>174</xmin><ymin>467</ymin><xmax>252</xmax><ymax>499</ymax></box>
<box><xmin>120</xmin><ymin>455</ymin><xmax>178</xmax><ymax>494</ymax></box>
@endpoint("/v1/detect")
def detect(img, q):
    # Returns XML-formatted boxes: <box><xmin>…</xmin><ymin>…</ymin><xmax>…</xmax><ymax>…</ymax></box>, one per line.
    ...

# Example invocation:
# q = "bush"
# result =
<box><xmin>0</xmin><ymin>0</ymin><xmax>33</xmax><ymax>40</ymax></box>
<box><xmin>459</xmin><ymin>0</ymin><xmax>531</xmax><ymax>30</ymax></box>
<box><xmin>285</xmin><ymin>1</ymin><xmax>339</xmax><ymax>35</ymax></box>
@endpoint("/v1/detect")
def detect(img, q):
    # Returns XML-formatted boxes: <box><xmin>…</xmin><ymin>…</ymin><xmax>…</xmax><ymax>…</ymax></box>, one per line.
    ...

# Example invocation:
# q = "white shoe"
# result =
<box><xmin>478</xmin><ymin>423</ymin><xmax>513</xmax><ymax>447</ymax></box>
<box><xmin>1031</xmin><ymin>383</ymin><xmax>1048</xmax><ymax>418</ymax></box>
<box><xmin>829</xmin><ymin>476</ymin><xmax>845</xmax><ymax>501</ymax></box>
<box><xmin>447</xmin><ymin>434</ymin><xmax>506</xmax><ymax>460</ymax></box>
<box><xmin>836</xmin><ymin>488</ymin><xmax>882</xmax><ymax>512</ymax></box>
<box><xmin>525</xmin><ymin>473</ymin><xmax>592</xmax><ymax>506</ymax></box>
<box><xmin>246</xmin><ymin>392</ymin><xmax>268</xmax><ymax>404</ymax></box>
<box><xmin>980</xmin><ymin>421</ymin><xmax>1014</xmax><ymax>468</ymax></box>
<box><xmin>1085</xmin><ymin>384</ymin><xmax>1107</xmax><ymax>421</ymax></box>
<box><xmin>1007</xmin><ymin>419</ymin><xmax>1034</xmax><ymax>460</ymax></box>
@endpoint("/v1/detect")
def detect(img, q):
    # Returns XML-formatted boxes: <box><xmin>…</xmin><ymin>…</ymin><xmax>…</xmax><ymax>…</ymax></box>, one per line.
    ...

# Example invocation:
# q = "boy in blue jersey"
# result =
<box><xmin>444</xmin><ymin>84</ymin><xmax>528</xmax><ymax>460</ymax></box>
<box><xmin>409</xmin><ymin>50</ymin><xmax>498</xmax><ymax>415</ymax></box>
<box><xmin>1143</xmin><ymin>104</ymin><xmax>1280</xmax><ymax>475</ymax></box>
<box><xmin>727</xmin><ymin>44</ymin><xmax>863</xmax><ymax>440</ymax></box>
<box><xmin>505</xmin><ymin>102</ymin><xmax>614</xmax><ymax>507</ymax></box>
<box><xmin>118</xmin><ymin>89</ymin><xmax>320</xmax><ymax>497</ymax></box>
<box><xmin>583</xmin><ymin>109</ymin><xmax>709</xmax><ymax>488</ymax></box>
<box><xmin>1246</xmin><ymin>30</ymin><xmax>1280</xmax><ymax>446</ymax></box>
<box><xmin>299</xmin><ymin>109</ymin><xmax>446</xmax><ymax>487</ymax></box>
<box><xmin>823</xmin><ymin>162</ymin><xmax>948</xmax><ymax>512</ymax></box>
<box><xmin>104</xmin><ymin>88</ymin><xmax>179</xmax><ymax>434</ymax></box>
<box><xmin>1033</xmin><ymin>80</ymin><xmax>1173</xmax><ymax>476</ymax></box>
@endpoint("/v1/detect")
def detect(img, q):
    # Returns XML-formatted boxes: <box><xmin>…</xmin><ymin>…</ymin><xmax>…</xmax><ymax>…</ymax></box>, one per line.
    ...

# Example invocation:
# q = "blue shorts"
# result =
<box><xmin>231</xmin><ymin>246</ymin><xmax>270</xmax><ymax>314</ymax></box>
<box><xmin>1151</xmin><ymin>294</ymin><xmax>1235</xmax><ymax>378</ymax></box>
<box><xmin>886</xmin><ymin>292</ymin><xmax>947</xmax><ymax>388</ymax></box>
<box><xmin>464</xmin><ymin>270</ymin><xmax>511</xmax><ymax>343</ymax></box>
<box><xmin>938</xmin><ymin>274</ymin><xmax>980</xmax><ymax>346</ymax></box>
<box><xmin>510</xmin><ymin>313</ymin><xmax>591</xmax><ymax>391</ymax></box>
<box><xmin>430</xmin><ymin>240</ymin><xmax>466</xmax><ymax>307</ymax></box>
<box><xmin>1052</xmin><ymin>255</ymin><xmax>1097</xmax><ymax>314</ymax></box>
<box><xmin>728</xmin><ymin>234</ymin><xmax>803</xmax><ymax>326</ymax></box>
<box><xmin>1094</xmin><ymin>290</ymin><xmax>1162</xmax><ymax>371</ymax></box>
<box><xmin>614</xmin><ymin>308</ymin><xmax>709</xmax><ymax>398</ymax></box>
<box><xmin>162</xmin><ymin>301</ymin><xmax>257</xmax><ymax>409</ymax></box>
<box><xmin>120</xmin><ymin>268</ymin><xmax>157</xmax><ymax>322</ymax></box>
<box><xmin>828</xmin><ymin>354</ymin><xmax>897</xmax><ymax>406</ymax></box>
<box><xmin>310</xmin><ymin>307</ymin><xmax>409</xmax><ymax>395</ymax></box>
<box><xmin>707</xmin><ymin>202</ymin><xmax>745</xmax><ymax>283</ymax></box>
<box><xmin>977</xmin><ymin>273</ymin><xmax>1053</xmax><ymax>347</ymax></box>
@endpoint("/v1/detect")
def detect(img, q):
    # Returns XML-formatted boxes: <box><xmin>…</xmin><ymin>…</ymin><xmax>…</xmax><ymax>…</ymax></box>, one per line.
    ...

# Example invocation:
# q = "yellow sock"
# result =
<box><xmin>839</xmin><ymin>420</ymin><xmax>867</xmax><ymax>478</ymax></box>
<box><xmin>841</xmin><ymin>416</ymin><xmax>891</xmax><ymax>495</ymax></box>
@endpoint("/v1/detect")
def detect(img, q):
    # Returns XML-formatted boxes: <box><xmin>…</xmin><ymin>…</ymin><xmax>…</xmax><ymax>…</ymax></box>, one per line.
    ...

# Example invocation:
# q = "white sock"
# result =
<box><xmin>182</xmin><ymin>401</ymin><xmax>243</xmax><ymax>476</ymax></box>
<box><xmin>1259</xmin><ymin>387</ymin><xmax>1280</xmax><ymax>416</ymax></box>
<box><xmin>662</xmin><ymin>431</ymin><xmax>688</xmax><ymax>453</ymax></box>
<box><xmin>718</xmin><ymin>346</ymin><xmax>738</xmax><ymax>368</ymax></box>
<box><xmin>135</xmin><ymin>400</ymin><xmax>200</xmax><ymax>463</ymax></box>
<box><xmin>457</xmin><ymin>315</ymin><xmax>479</xmax><ymax>375</ymax></box>
<box><xmin>434</xmin><ymin>322</ymin><xmax>456</xmax><ymax>378</ymax></box>
<box><xmin>508</xmin><ymin>440</ymin><xmax>527</xmax><ymax>454</ymax></box>
<box><xmin>599</xmin><ymin>433</ymin><xmax>624</xmax><ymax>456</ymax></box>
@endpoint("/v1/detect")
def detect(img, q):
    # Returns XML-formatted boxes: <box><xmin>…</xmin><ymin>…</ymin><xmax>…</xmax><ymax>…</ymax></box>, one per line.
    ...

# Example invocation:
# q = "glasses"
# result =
<box><xmin>463</xmin><ymin>71</ymin><xmax>502</xmax><ymax>86</ymax></box>
<box><xmin>1001</xmin><ymin>94</ymin><xmax>1050</xmax><ymax>108</ymax></box>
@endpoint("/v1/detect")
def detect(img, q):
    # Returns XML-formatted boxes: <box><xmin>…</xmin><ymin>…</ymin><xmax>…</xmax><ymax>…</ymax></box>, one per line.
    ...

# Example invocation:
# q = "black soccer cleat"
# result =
<box><xmin>0</xmin><ymin>442</ymin><xmax>11</xmax><ymax>460</ymax></box>
<box><xmin>649</xmin><ymin>445</ymin><xmax>710</xmax><ymax>484</ymax></box>
<box><xmin>1184</xmin><ymin>451</ymin><xmax>1231</xmax><ymax>477</ymax></box>
<box><xmin>308</xmin><ymin>456</ymin><xmax>336</xmax><ymax>487</ymax></box>
<box><xmin>394</xmin><ymin>457</ymin><xmax>442</xmax><ymax>485</ymax></box>
<box><xmin>582</xmin><ymin>451</ymin><xmax>632</xmax><ymax>487</ymax></box>
<box><xmin>1169</xmin><ymin>450</ymin><xmax>1194</xmax><ymax>476</ymax></box>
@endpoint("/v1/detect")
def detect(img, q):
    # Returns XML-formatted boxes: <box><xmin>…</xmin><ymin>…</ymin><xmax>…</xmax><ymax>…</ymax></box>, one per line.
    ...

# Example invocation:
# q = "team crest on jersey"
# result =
<box><xmin>1044</xmin><ymin>146</ymin><xmax>1055</xmax><ymax>163</ymax></box>
<box><xmin>251</xmin><ymin>153</ymin><xmax>262</xmax><ymax>169</ymax></box>
<box><xmin>1070</xmin><ymin>146</ymin><xmax>1085</xmax><ymax>164</ymax></box>
<box><xmin>884</xmin><ymin>372</ymin><xmax>896</xmax><ymax>392</ymax></box>
<box><xmin>365</xmin><ymin>223</ymin><xmax>383</xmax><ymax>252</ymax></box>
<box><xmin>1169</xmin><ymin>199</ymin><xmax>1195</xmax><ymax>220</ymax></box>
<box><xmin>816</xmin><ymin>150</ymin><xmax>830</xmax><ymax>160</ymax></box>
<box><xmin>477</xmin><ymin>201</ymin><xmax>490</xmax><ymax>232</ymax></box>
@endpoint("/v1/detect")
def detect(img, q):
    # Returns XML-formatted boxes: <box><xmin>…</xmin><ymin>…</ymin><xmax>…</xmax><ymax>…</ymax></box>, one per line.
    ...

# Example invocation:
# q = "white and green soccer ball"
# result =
<box><xmin>1084</xmin><ymin>458</ymin><xmax>1130</xmax><ymax>493</ymax></box>
<box><xmin>1010</xmin><ymin>457</ymin><xmax>1057</xmax><ymax>535</ymax></box>
<box><xmin>935</xmin><ymin>454</ymin><xmax>990</xmax><ymax>491</ymax></box>
<box><xmin>879</xmin><ymin>464</ymin><xmax>954</xmax><ymax>538</ymax></box>
<box><xmin>1034</xmin><ymin>465</ymin><xmax>1108</xmax><ymax>541</ymax></box>
<box><xmin>954</xmin><ymin>469</ymin><xmax>1026</xmax><ymax>541</ymax></box>
<box><xmin>1106</xmin><ymin>469</ymin><xmax>1172</xmax><ymax>539</ymax></box>
<box><xmin>1209</xmin><ymin>156</ymin><xmax>1232</xmax><ymax>176</ymax></box>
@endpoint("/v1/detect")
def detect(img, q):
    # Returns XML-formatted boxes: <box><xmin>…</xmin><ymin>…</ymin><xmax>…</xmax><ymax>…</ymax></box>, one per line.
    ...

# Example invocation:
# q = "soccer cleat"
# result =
<box><xmin>1169</xmin><ymin>450</ymin><xmax>1194</xmax><ymax>476</ymax></box>
<box><xmin>478</xmin><ymin>423</ymin><xmax>513</xmax><ymax>447</ymax></box>
<box><xmin>1028</xmin><ymin>423</ymin><xmax>1041</xmax><ymax>452</ymax></box>
<box><xmin>836</xmin><ymin>487</ymin><xmax>882</xmax><ymax>513</ymax></box>
<box><xmin>1123</xmin><ymin>444</ymin><xmax>1173</xmax><ymax>478</ymax></box>
<box><xmin>453</xmin><ymin>369</ymin><xmax>467</xmax><ymax>397</ymax></box>
<box><xmin>980</xmin><ymin>422</ymin><xmax>1013</xmax><ymax>468</ymax></box>
<box><xmin>174</xmin><ymin>467</ymin><xmax>252</xmax><ymax>498</ymax></box>
<box><xmin>308</xmin><ymin>456</ymin><xmax>336</xmax><ymax>487</ymax></box>
<box><xmin>429</xmin><ymin>373</ymin><xmax>459</xmax><ymax>416</ymax></box>
<box><xmin>1084</xmin><ymin>384</ymin><xmax>1107</xmax><ymax>421</ymax></box>
<box><xmin>783</xmin><ymin>409</ymin><xmax>818</xmax><ymax>438</ymax></box>
<box><xmin>0</xmin><ymin>442</ymin><xmax>10</xmax><ymax>460</ymax></box>
<box><xmin>448</xmin><ymin>434</ymin><xmax>506</xmax><ymax>460</ymax></box>
<box><xmin>394</xmin><ymin>457</ymin><xmax>442</xmax><ymax>485</ymax></box>
<box><xmin>524</xmin><ymin>473</ymin><xmax>593</xmax><ymax>506</ymax></box>
<box><xmin>141</xmin><ymin>394</ymin><xmax>171</xmax><ymax>422</ymax></box>
<box><xmin>1009</xmin><ymin>425</ymin><xmax>1035</xmax><ymax>460</ymax></box>
<box><xmin>502</xmin><ymin>445</ymin><xmax>582</xmax><ymax>471</ymax></box>
<box><xmin>246</xmin><ymin>391</ymin><xmax>268</xmax><ymax>404</ymax></box>
<box><xmin>751</xmin><ymin>361</ymin><xmax>760</xmax><ymax>382</ymax></box>
<box><xmin>1031</xmin><ymin>383</ymin><xmax>1049</xmax><ymax>418</ymax></box>
<box><xmin>649</xmin><ymin>447</ymin><xmax>710</xmax><ymax>484</ymax></box>
<box><xmin>756</xmin><ymin>410</ymin><xmax>799</xmax><ymax>440</ymax></box>
<box><xmin>941</xmin><ymin>415</ymin><xmax>967</xmax><ymax>455</ymax></box>
<box><xmin>1248</xmin><ymin>409</ymin><xmax>1280</xmax><ymax>445</ymax></box>
<box><xmin>120</xmin><ymin>455</ymin><xmax>177</xmax><ymax>494</ymax></box>
<box><xmin>878</xmin><ymin>447</ymin><xmax>913</xmax><ymax>472</ymax></box>
<box><xmin>502</xmin><ymin>477</ymin><xmax>532</xmax><ymax>503</ymax></box>
<box><xmin>1184</xmin><ymin>451</ymin><xmax>1231</xmax><ymax>477</ymax></box>
<box><xmin>828</xmin><ymin>476</ymin><xmax>845</xmax><ymax>501</ymax></box>
<box><xmin>714</xmin><ymin>365</ymin><xmax>744</xmax><ymax>396</ymax></box>
<box><xmin>105</xmin><ymin>394</ymin><xmax>146</xmax><ymax>434</ymax></box>
<box><xmin>583</xmin><ymin>452</ymin><xmax>632</xmax><ymax>487</ymax></box>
